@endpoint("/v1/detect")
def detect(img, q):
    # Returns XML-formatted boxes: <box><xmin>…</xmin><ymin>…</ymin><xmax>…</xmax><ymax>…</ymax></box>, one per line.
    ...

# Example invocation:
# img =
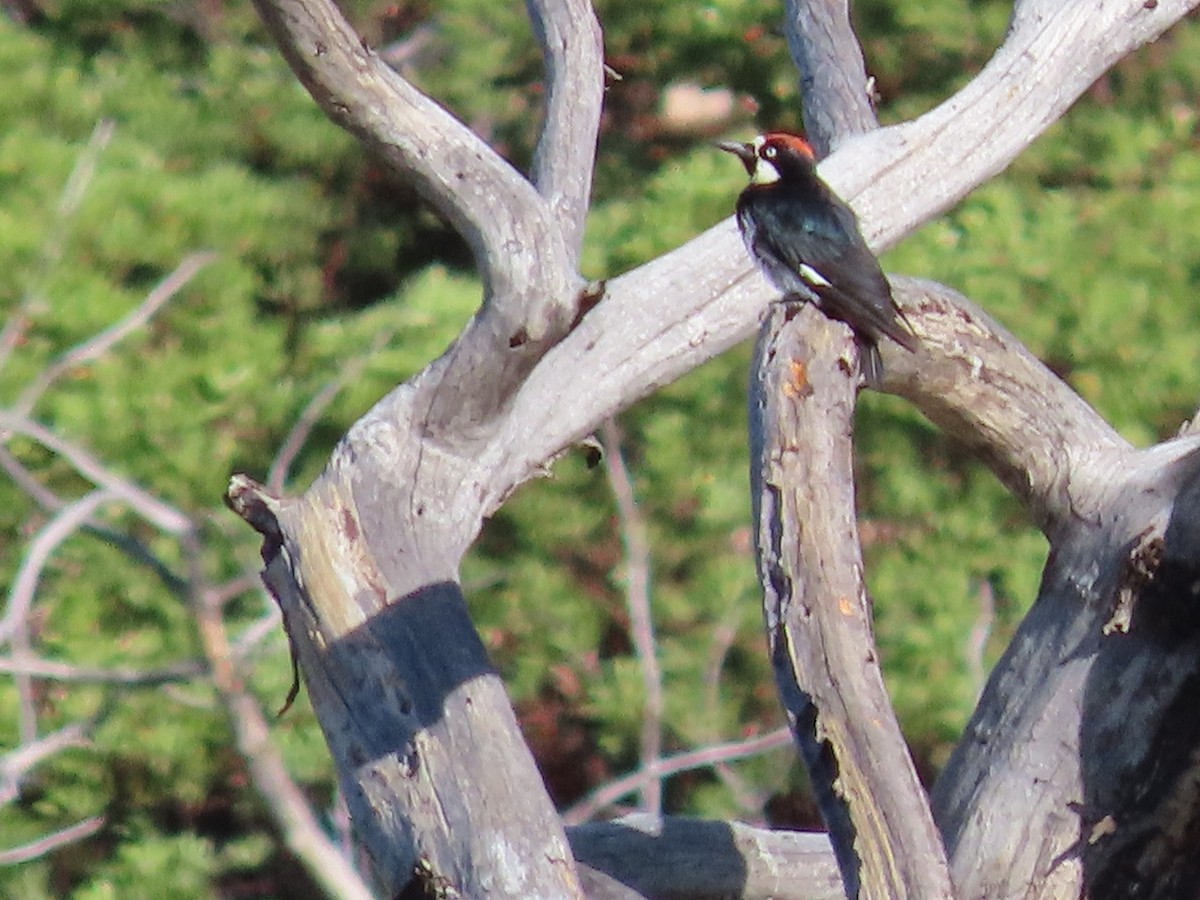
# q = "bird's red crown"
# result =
<box><xmin>760</xmin><ymin>132</ymin><xmax>815</xmax><ymax>162</ymax></box>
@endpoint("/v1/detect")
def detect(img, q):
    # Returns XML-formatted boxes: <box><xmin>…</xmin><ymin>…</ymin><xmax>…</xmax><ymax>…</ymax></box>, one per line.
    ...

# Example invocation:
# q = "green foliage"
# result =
<box><xmin>2</xmin><ymin>0</ymin><xmax>1200</xmax><ymax>895</ymax></box>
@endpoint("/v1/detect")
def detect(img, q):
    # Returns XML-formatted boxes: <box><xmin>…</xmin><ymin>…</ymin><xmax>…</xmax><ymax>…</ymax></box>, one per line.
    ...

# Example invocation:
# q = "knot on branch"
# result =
<box><xmin>225</xmin><ymin>474</ymin><xmax>284</xmax><ymax>561</ymax></box>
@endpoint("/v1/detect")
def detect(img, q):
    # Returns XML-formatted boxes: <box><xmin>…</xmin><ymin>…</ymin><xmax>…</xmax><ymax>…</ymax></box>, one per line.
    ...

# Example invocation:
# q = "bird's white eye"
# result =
<box><xmin>763</xmin><ymin>145</ymin><xmax>777</xmax><ymax>159</ymax></box>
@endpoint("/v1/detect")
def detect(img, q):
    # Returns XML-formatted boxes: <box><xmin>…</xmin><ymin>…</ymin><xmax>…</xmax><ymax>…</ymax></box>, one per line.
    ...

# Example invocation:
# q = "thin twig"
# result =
<box><xmin>0</xmin><ymin>446</ymin><xmax>61</xmax><ymax>510</ymax></box>
<box><xmin>600</xmin><ymin>418</ymin><xmax>663</xmax><ymax>819</ymax></box>
<box><xmin>703</xmin><ymin>610</ymin><xmax>743</xmax><ymax>720</ymax></box>
<box><xmin>2</xmin><ymin>491</ymin><xmax>117</xmax><ymax>746</ymax></box>
<box><xmin>0</xmin><ymin>816</ymin><xmax>105</xmax><ymax>865</ymax></box>
<box><xmin>0</xmin><ymin>656</ymin><xmax>204</xmax><ymax>685</ymax></box>
<box><xmin>967</xmin><ymin>580</ymin><xmax>996</xmax><ymax>703</ymax></box>
<box><xmin>266</xmin><ymin>327</ymin><xmax>396</xmax><ymax>495</ymax></box>
<box><xmin>563</xmin><ymin>727</ymin><xmax>793</xmax><ymax>826</ymax></box>
<box><xmin>1</xmin><ymin>721</ymin><xmax>92</xmax><ymax>807</ymax></box>
<box><xmin>14</xmin><ymin>251</ymin><xmax>217</xmax><ymax>417</ymax></box>
<box><xmin>0</xmin><ymin>414</ymin><xmax>191</xmax><ymax>535</ymax></box>
<box><xmin>0</xmin><ymin>119</ymin><xmax>115</xmax><ymax>375</ymax></box>
<box><xmin>0</xmin><ymin>490</ymin><xmax>116</xmax><ymax>645</ymax></box>
<box><xmin>0</xmin><ymin>447</ymin><xmax>189</xmax><ymax>596</ymax></box>
<box><xmin>230</xmin><ymin>605</ymin><xmax>283</xmax><ymax>660</ymax></box>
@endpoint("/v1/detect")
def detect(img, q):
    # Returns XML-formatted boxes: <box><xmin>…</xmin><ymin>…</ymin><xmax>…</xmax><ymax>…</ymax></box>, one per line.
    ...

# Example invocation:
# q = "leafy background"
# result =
<box><xmin>2</xmin><ymin>0</ymin><xmax>1199</xmax><ymax>895</ymax></box>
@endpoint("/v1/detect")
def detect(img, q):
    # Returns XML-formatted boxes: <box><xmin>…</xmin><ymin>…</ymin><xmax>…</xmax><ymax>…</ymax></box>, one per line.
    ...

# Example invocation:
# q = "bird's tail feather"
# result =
<box><xmin>858</xmin><ymin>337</ymin><xmax>885</xmax><ymax>390</ymax></box>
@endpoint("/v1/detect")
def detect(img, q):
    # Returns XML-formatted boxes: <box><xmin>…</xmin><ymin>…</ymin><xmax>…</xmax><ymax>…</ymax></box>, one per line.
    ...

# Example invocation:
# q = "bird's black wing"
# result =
<box><xmin>739</xmin><ymin>183</ymin><xmax>917</xmax><ymax>352</ymax></box>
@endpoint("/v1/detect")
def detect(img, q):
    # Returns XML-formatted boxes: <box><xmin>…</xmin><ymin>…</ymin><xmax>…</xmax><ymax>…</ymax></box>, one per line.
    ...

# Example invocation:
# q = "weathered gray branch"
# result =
<box><xmin>251</xmin><ymin>0</ymin><xmax>583</xmax><ymax>442</ymax></box>
<box><xmin>749</xmin><ymin>303</ymin><xmax>953</xmax><ymax>898</ymax></box>
<box><xmin>876</xmin><ymin>283</ymin><xmax>1200</xmax><ymax>896</ymax></box>
<box><xmin>489</xmin><ymin>0</ymin><xmax>1199</xmax><ymax>506</ymax></box>
<box><xmin>525</xmin><ymin>0</ymin><xmax>604</xmax><ymax>263</ymax></box>
<box><xmin>227</xmin><ymin>477</ymin><xmax>583</xmax><ymax>898</ymax></box>
<box><xmin>884</xmin><ymin>277</ymin><xmax>1129</xmax><ymax>535</ymax></box>
<box><xmin>568</xmin><ymin>815</ymin><xmax>843</xmax><ymax>900</ymax></box>
<box><xmin>783</xmin><ymin>0</ymin><xmax>877</xmax><ymax>157</ymax></box>
<box><xmin>231</xmin><ymin>0</ymin><xmax>1200</xmax><ymax>896</ymax></box>
<box><xmin>743</xmin><ymin>2</ymin><xmax>955</xmax><ymax>896</ymax></box>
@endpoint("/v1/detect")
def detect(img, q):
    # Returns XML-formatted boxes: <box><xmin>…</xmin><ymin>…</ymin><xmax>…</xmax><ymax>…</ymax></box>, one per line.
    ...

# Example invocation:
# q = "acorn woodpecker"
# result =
<box><xmin>718</xmin><ymin>132</ymin><xmax>917</xmax><ymax>386</ymax></box>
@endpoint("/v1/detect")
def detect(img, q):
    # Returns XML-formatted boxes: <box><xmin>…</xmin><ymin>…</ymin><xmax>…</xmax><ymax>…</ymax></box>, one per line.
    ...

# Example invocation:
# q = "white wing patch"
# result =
<box><xmin>798</xmin><ymin>263</ymin><xmax>832</xmax><ymax>287</ymax></box>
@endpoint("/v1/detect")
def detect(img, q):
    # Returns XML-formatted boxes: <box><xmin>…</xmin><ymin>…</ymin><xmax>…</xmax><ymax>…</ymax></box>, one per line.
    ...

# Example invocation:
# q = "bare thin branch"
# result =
<box><xmin>563</xmin><ymin>728</ymin><xmax>792</xmax><ymax>826</ymax></box>
<box><xmin>14</xmin><ymin>251</ymin><xmax>216</xmax><ymax>418</ymax></box>
<box><xmin>0</xmin><ymin>446</ymin><xmax>60</xmax><ymax>510</ymax></box>
<box><xmin>0</xmin><ymin>119</ymin><xmax>115</xmax><ymax>376</ymax></box>
<box><xmin>3</xmin><ymin>491</ymin><xmax>117</xmax><ymax>744</ymax></box>
<box><xmin>266</xmin><ymin>327</ymin><xmax>395</xmax><ymax>495</ymax></box>
<box><xmin>0</xmin><ymin>656</ymin><xmax>204</xmax><ymax>685</ymax></box>
<box><xmin>525</xmin><ymin>0</ymin><xmax>604</xmax><ymax>262</ymax></box>
<box><xmin>0</xmin><ymin>414</ymin><xmax>192</xmax><ymax>535</ymax></box>
<box><xmin>0</xmin><ymin>447</ymin><xmax>190</xmax><ymax>595</ymax></box>
<box><xmin>1</xmin><ymin>490</ymin><xmax>116</xmax><ymax>646</ymax></box>
<box><xmin>600</xmin><ymin>419</ymin><xmax>662</xmax><ymax>819</ymax></box>
<box><xmin>0</xmin><ymin>816</ymin><xmax>105</xmax><ymax>865</ymax></box>
<box><xmin>1</xmin><ymin>721</ymin><xmax>91</xmax><ymax>807</ymax></box>
<box><xmin>229</xmin><ymin>607</ymin><xmax>283</xmax><ymax>660</ymax></box>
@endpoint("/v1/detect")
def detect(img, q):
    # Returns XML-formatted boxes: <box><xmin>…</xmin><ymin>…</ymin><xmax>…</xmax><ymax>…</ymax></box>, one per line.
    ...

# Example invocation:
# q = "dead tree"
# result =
<box><xmin>227</xmin><ymin>0</ymin><xmax>1200</xmax><ymax>896</ymax></box>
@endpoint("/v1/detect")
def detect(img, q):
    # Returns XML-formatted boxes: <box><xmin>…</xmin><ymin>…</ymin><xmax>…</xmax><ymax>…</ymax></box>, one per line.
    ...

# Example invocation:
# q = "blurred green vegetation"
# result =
<box><xmin>1</xmin><ymin>0</ymin><xmax>1199</xmax><ymax>895</ymax></box>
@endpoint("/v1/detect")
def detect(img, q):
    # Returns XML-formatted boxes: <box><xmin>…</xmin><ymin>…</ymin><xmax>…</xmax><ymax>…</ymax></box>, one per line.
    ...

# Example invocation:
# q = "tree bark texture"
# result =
<box><xmin>227</xmin><ymin>0</ymin><xmax>1200</xmax><ymax>896</ymax></box>
<box><xmin>749</xmin><ymin>304</ymin><xmax>953</xmax><ymax>898</ymax></box>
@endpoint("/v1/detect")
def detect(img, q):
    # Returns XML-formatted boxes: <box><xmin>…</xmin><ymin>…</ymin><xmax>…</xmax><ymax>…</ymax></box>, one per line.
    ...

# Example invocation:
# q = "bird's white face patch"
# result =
<box><xmin>749</xmin><ymin>135</ymin><xmax>781</xmax><ymax>186</ymax></box>
<box><xmin>798</xmin><ymin>263</ymin><xmax>831</xmax><ymax>287</ymax></box>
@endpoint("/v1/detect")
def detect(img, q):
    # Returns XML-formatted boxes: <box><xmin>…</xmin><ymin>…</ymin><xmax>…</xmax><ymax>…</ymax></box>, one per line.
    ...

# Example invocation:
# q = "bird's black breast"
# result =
<box><xmin>736</xmin><ymin>178</ymin><xmax>862</xmax><ymax>281</ymax></box>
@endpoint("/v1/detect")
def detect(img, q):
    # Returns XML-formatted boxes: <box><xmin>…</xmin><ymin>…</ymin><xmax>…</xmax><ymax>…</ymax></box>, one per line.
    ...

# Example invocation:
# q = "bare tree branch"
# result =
<box><xmin>563</xmin><ymin>728</ymin><xmax>793</xmax><ymax>827</ymax></box>
<box><xmin>0</xmin><ymin>414</ymin><xmax>192</xmax><ymax>535</ymax></box>
<box><xmin>0</xmin><ymin>494</ymin><xmax>117</xmax><ymax>748</ymax></box>
<box><xmin>1</xmin><ymin>721</ymin><xmax>91</xmax><ymax>807</ymax></box>
<box><xmin>14</xmin><ymin>251</ymin><xmax>216</xmax><ymax>418</ymax></box>
<box><xmin>266</xmin><ymin>327</ymin><xmax>395</xmax><ymax>496</ymax></box>
<box><xmin>247</xmin><ymin>0</ymin><xmax>552</xmax><ymax>299</ymax></box>
<box><xmin>784</xmin><ymin>0</ymin><xmax>878</xmax><ymax>156</ymax></box>
<box><xmin>0</xmin><ymin>816</ymin><xmax>105</xmax><ymax>865</ymax></box>
<box><xmin>0</xmin><ymin>656</ymin><xmax>204</xmax><ymax>685</ymax></box>
<box><xmin>227</xmin><ymin>478</ymin><xmax>584</xmax><ymax>898</ymax></box>
<box><xmin>0</xmin><ymin>119</ymin><xmax>114</xmax><ymax>375</ymax></box>
<box><xmin>250</xmin><ymin>0</ymin><xmax>583</xmax><ymax>441</ymax></box>
<box><xmin>188</xmin><ymin>540</ymin><xmax>375</xmax><ymax>900</ymax></box>
<box><xmin>525</xmin><ymin>0</ymin><xmax>604</xmax><ymax>263</ymax></box>
<box><xmin>749</xmin><ymin>303</ymin><xmax>953</xmax><ymax>898</ymax></box>
<box><xmin>568</xmin><ymin>814</ymin><xmax>843</xmax><ymax>900</ymax></box>
<box><xmin>600</xmin><ymin>419</ymin><xmax>663</xmax><ymax>819</ymax></box>
<box><xmin>0</xmin><ymin>446</ymin><xmax>60</xmax><ymax>510</ymax></box>
<box><xmin>883</xmin><ymin>277</ymin><xmax>1128</xmax><ymax>534</ymax></box>
<box><xmin>926</xmin><ymin>437</ymin><xmax>1200</xmax><ymax>895</ymax></box>
<box><xmin>1</xmin><ymin>490</ymin><xmax>116</xmax><ymax>647</ymax></box>
<box><xmin>747</xmin><ymin>8</ymin><xmax>948</xmax><ymax>892</ymax></box>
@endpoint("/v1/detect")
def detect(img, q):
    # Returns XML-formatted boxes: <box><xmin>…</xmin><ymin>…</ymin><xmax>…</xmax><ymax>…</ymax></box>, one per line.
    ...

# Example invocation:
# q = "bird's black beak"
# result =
<box><xmin>716</xmin><ymin>140</ymin><xmax>756</xmax><ymax>176</ymax></box>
